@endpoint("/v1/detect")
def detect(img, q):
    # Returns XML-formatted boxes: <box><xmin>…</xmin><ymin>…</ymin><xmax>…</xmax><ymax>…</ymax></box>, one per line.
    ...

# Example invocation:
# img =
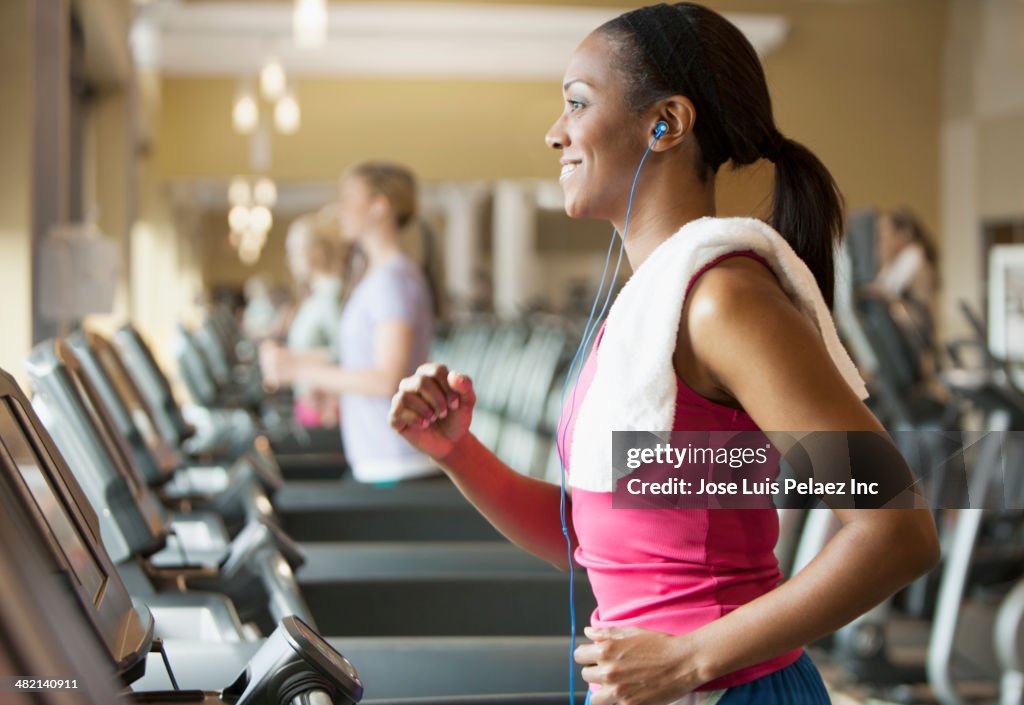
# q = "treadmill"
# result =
<box><xmin>73</xmin><ymin>328</ymin><xmax>500</xmax><ymax>544</ymax></box>
<box><xmin>25</xmin><ymin>340</ymin><xmax>315</xmax><ymax>635</ymax></box>
<box><xmin>106</xmin><ymin>326</ymin><xmax>512</xmax><ymax>543</ymax></box>
<box><xmin>29</xmin><ymin>338</ymin><xmax>598</xmax><ymax>638</ymax></box>
<box><xmin>192</xmin><ymin>306</ymin><xmax>349</xmax><ymax>471</ymax></box>
<box><xmin>0</xmin><ymin>369</ymin><xmax>366</xmax><ymax>705</ymax></box>
<box><xmin>115</xmin><ymin>324</ymin><xmax>282</xmax><ymax>482</ymax></box>
<box><xmin>68</xmin><ymin>330</ymin><xmax>279</xmax><ymax>535</ymax></box>
<box><xmin>0</xmin><ymin>373</ymin><xmax>154</xmax><ymax>682</ymax></box>
<box><xmin>0</xmin><ymin>432</ymin><xmax>133</xmax><ymax>705</ymax></box>
<box><xmin>0</xmin><ymin>366</ymin><xmax>585</xmax><ymax>700</ymax></box>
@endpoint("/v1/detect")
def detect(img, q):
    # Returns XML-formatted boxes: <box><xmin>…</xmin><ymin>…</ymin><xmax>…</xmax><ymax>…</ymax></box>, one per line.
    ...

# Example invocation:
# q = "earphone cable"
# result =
<box><xmin>557</xmin><ymin>131</ymin><xmax>662</xmax><ymax>704</ymax></box>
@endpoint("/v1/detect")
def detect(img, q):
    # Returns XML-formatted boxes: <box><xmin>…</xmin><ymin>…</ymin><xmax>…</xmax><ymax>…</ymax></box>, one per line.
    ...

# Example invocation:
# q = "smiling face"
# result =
<box><xmin>545</xmin><ymin>31</ymin><xmax>652</xmax><ymax>221</ymax></box>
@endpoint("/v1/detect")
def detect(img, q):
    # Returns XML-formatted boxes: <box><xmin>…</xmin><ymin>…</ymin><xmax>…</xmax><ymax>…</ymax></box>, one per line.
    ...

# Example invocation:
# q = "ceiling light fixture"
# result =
<box><xmin>274</xmin><ymin>91</ymin><xmax>301</xmax><ymax>135</ymax></box>
<box><xmin>260</xmin><ymin>57</ymin><xmax>287</xmax><ymax>101</ymax></box>
<box><xmin>232</xmin><ymin>84</ymin><xmax>259</xmax><ymax>134</ymax></box>
<box><xmin>228</xmin><ymin>176</ymin><xmax>251</xmax><ymax>206</ymax></box>
<box><xmin>250</xmin><ymin>205</ymin><xmax>273</xmax><ymax>233</ymax></box>
<box><xmin>253</xmin><ymin>178</ymin><xmax>278</xmax><ymax>207</ymax></box>
<box><xmin>228</xmin><ymin>205</ymin><xmax>251</xmax><ymax>232</ymax></box>
<box><xmin>293</xmin><ymin>0</ymin><xmax>327</xmax><ymax>49</ymax></box>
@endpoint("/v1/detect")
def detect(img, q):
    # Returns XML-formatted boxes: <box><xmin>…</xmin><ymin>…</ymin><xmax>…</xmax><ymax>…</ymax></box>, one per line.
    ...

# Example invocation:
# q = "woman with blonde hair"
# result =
<box><xmin>262</xmin><ymin>161</ymin><xmax>437</xmax><ymax>483</ymax></box>
<box><xmin>280</xmin><ymin>210</ymin><xmax>345</xmax><ymax>427</ymax></box>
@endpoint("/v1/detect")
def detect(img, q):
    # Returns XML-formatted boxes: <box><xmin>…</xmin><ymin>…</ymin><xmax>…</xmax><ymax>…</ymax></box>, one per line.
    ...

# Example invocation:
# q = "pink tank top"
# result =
<box><xmin>557</xmin><ymin>251</ymin><xmax>802</xmax><ymax>690</ymax></box>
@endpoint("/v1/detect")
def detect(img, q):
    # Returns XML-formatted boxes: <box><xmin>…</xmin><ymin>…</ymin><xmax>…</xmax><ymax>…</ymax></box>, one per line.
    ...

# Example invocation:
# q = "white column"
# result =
<box><xmin>442</xmin><ymin>182</ymin><xmax>489</xmax><ymax>315</ymax></box>
<box><xmin>492</xmin><ymin>180</ymin><xmax>537</xmax><ymax>318</ymax></box>
<box><xmin>939</xmin><ymin>119</ymin><xmax>979</xmax><ymax>342</ymax></box>
<box><xmin>938</xmin><ymin>0</ymin><xmax>981</xmax><ymax>342</ymax></box>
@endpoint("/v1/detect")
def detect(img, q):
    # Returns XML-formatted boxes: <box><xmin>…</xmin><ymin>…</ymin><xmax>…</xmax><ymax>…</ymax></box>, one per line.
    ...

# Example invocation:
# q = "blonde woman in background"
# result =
<box><xmin>261</xmin><ymin>162</ymin><xmax>438</xmax><ymax>483</ymax></box>
<box><xmin>242</xmin><ymin>275</ymin><xmax>283</xmax><ymax>341</ymax></box>
<box><xmin>274</xmin><ymin>210</ymin><xmax>347</xmax><ymax>428</ymax></box>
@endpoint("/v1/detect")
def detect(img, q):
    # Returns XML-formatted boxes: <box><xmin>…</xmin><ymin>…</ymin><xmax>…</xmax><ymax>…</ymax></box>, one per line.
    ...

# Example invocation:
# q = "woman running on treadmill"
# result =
<box><xmin>389</xmin><ymin>4</ymin><xmax>940</xmax><ymax>704</ymax></box>
<box><xmin>262</xmin><ymin>161</ymin><xmax>439</xmax><ymax>484</ymax></box>
<box><xmin>871</xmin><ymin>207</ymin><xmax>942</xmax><ymax>372</ymax></box>
<box><xmin>281</xmin><ymin>212</ymin><xmax>345</xmax><ymax>429</ymax></box>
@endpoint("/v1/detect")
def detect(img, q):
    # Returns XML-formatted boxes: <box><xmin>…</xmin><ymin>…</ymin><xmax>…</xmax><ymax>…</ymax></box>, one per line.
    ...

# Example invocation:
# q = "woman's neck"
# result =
<box><xmin>361</xmin><ymin>228</ymin><xmax>403</xmax><ymax>269</ymax></box>
<box><xmin>616</xmin><ymin>177</ymin><xmax>716</xmax><ymax>271</ymax></box>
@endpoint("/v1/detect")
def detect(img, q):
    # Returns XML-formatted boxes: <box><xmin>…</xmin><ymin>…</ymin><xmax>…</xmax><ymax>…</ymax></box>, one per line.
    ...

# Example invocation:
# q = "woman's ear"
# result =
<box><xmin>650</xmin><ymin>96</ymin><xmax>696</xmax><ymax>151</ymax></box>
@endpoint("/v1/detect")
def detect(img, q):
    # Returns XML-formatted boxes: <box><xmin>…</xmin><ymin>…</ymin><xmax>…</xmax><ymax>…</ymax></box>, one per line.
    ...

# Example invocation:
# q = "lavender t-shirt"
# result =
<box><xmin>338</xmin><ymin>254</ymin><xmax>438</xmax><ymax>482</ymax></box>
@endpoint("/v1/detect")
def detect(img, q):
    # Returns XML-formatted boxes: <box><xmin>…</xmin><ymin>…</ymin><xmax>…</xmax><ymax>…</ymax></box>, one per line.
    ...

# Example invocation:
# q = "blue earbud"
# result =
<box><xmin>654</xmin><ymin>121</ymin><xmax>669</xmax><ymax>139</ymax></box>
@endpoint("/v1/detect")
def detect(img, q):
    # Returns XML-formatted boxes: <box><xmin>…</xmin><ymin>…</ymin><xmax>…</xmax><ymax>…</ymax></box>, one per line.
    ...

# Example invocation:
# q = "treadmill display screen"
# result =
<box><xmin>64</xmin><ymin>368</ymin><xmax>143</xmax><ymax>496</ymax></box>
<box><xmin>95</xmin><ymin>343</ymin><xmax>164</xmax><ymax>456</ymax></box>
<box><xmin>0</xmin><ymin>399</ymin><xmax>106</xmax><ymax>606</ymax></box>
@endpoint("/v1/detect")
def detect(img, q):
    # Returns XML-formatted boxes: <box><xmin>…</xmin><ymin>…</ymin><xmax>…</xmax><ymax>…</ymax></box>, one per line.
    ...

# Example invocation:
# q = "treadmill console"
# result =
<box><xmin>223</xmin><ymin>616</ymin><xmax>363</xmax><ymax>705</ymax></box>
<box><xmin>0</xmin><ymin>459</ymin><xmax>128</xmax><ymax>704</ymax></box>
<box><xmin>0</xmin><ymin>369</ymin><xmax>154</xmax><ymax>682</ymax></box>
<box><xmin>25</xmin><ymin>341</ymin><xmax>168</xmax><ymax>560</ymax></box>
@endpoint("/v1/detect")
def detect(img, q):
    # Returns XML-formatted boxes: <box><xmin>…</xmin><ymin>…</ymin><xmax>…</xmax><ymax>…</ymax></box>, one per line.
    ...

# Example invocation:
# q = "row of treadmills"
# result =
<box><xmin>0</xmin><ymin>321</ymin><xmax>595</xmax><ymax>704</ymax></box>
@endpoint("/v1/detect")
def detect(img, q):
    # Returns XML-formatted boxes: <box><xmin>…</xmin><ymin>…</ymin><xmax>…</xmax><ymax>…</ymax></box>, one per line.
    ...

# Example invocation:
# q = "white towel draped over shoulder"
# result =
<box><xmin>567</xmin><ymin>216</ymin><xmax>869</xmax><ymax>493</ymax></box>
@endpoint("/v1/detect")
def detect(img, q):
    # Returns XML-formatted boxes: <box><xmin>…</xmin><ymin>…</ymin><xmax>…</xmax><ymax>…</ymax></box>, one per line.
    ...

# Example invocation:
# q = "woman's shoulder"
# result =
<box><xmin>684</xmin><ymin>254</ymin><xmax>824</xmax><ymax>367</ymax></box>
<box><xmin>385</xmin><ymin>254</ymin><xmax>432</xmax><ymax>297</ymax></box>
<box><xmin>353</xmin><ymin>255</ymin><xmax>432</xmax><ymax>319</ymax></box>
<box><xmin>687</xmin><ymin>255</ymin><xmax>818</xmax><ymax>366</ymax></box>
<box><xmin>674</xmin><ymin>254</ymin><xmax>792</xmax><ymax>404</ymax></box>
<box><xmin>359</xmin><ymin>255</ymin><xmax>415</xmax><ymax>290</ymax></box>
<box><xmin>685</xmin><ymin>253</ymin><xmax>784</xmax><ymax>319</ymax></box>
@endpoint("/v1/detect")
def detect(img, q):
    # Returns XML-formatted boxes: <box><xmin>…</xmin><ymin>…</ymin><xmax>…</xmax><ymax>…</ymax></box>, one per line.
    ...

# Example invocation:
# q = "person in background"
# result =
<box><xmin>261</xmin><ymin>161</ymin><xmax>439</xmax><ymax>484</ymax></box>
<box><xmin>242</xmin><ymin>275</ymin><xmax>285</xmax><ymax>341</ymax></box>
<box><xmin>282</xmin><ymin>212</ymin><xmax>345</xmax><ymax>428</ymax></box>
<box><xmin>873</xmin><ymin>207</ymin><xmax>940</xmax><ymax>351</ymax></box>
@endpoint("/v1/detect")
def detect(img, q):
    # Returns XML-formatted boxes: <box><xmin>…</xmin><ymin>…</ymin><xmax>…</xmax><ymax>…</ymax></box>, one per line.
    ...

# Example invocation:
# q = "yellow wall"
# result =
<box><xmin>978</xmin><ymin>114</ymin><xmax>1024</xmax><ymax>220</ymax></box>
<box><xmin>0</xmin><ymin>0</ymin><xmax>35</xmax><ymax>385</ymax></box>
<box><xmin>127</xmin><ymin>70</ymin><xmax>207</xmax><ymax>380</ymax></box>
<box><xmin>737</xmin><ymin>0</ymin><xmax>945</xmax><ymax>231</ymax></box>
<box><xmin>158</xmin><ymin>0</ymin><xmax>946</xmax><ymax>232</ymax></box>
<box><xmin>159</xmin><ymin>77</ymin><xmax>564</xmax><ymax>182</ymax></box>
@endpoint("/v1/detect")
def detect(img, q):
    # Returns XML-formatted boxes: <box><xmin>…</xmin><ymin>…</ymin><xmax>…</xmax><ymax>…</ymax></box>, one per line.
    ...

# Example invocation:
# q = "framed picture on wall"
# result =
<box><xmin>988</xmin><ymin>244</ymin><xmax>1024</xmax><ymax>362</ymax></box>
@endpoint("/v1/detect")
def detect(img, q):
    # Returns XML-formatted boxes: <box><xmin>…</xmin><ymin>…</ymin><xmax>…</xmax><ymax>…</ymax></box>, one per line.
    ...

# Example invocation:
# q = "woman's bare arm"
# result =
<box><xmin>679</xmin><ymin>258</ymin><xmax>939</xmax><ymax>682</ymax></box>
<box><xmin>389</xmin><ymin>365</ymin><xmax>579</xmax><ymax>569</ymax></box>
<box><xmin>262</xmin><ymin>321</ymin><xmax>415</xmax><ymax>397</ymax></box>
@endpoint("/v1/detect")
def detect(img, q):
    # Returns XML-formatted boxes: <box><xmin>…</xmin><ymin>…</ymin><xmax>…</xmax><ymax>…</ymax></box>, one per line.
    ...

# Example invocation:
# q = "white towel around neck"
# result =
<box><xmin>567</xmin><ymin>216</ymin><xmax>869</xmax><ymax>493</ymax></box>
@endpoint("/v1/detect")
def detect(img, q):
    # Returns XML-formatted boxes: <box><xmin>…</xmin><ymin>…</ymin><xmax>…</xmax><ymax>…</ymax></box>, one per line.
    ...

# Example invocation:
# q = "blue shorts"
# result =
<box><xmin>584</xmin><ymin>651</ymin><xmax>831</xmax><ymax>705</ymax></box>
<box><xmin>718</xmin><ymin>652</ymin><xmax>831</xmax><ymax>704</ymax></box>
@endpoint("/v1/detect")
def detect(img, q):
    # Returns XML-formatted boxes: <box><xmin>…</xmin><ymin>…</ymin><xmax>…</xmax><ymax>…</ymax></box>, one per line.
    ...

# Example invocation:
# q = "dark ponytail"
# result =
<box><xmin>600</xmin><ymin>2</ymin><xmax>845</xmax><ymax>307</ymax></box>
<box><xmin>770</xmin><ymin>137</ymin><xmax>845</xmax><ymax>308</ymax></box>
